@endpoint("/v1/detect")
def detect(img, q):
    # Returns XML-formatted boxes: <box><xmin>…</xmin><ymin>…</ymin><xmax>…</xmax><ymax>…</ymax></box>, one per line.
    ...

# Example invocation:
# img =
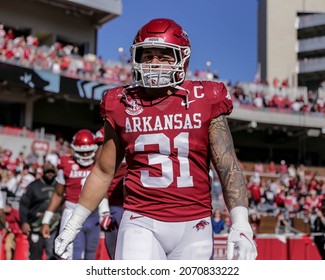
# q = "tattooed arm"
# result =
<box><xmin>209</xmin><ymin>115</ymin><xmax>257</xmax><ymax>260</ymax></box>
<box><xmin>208</xmin><ymin>115</ymin><xmax>248</xmax><ymax>211</ymax></box>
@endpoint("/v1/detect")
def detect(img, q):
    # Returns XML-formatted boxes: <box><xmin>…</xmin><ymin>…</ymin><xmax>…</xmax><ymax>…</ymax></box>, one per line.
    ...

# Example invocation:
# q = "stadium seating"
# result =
<box><xmin>213</xmin><ymin>234</ymin><xmax>322</xmax><ymax>260</ymax></box>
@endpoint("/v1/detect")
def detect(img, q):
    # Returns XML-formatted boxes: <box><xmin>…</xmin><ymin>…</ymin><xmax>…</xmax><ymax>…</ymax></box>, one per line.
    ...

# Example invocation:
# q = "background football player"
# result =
<box><xmin>54</xmin><ymin>18</ymin><xmax>257</xmax><ymax>260</ymax></box>
<box><xmin>41</xmin><ymin>129</ymin><xmax>100</xmax><ymax>260</ymax></box>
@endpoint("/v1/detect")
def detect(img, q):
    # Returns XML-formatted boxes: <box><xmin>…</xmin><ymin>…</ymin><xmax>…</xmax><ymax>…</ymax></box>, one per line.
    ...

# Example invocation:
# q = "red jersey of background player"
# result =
<box><xmin>56</xmin><ymin>155</ymin><xmax>93</xmax><ymax>203</ymax></box>
<box><xmin>100</xmin><ymin>80</ymin><xmax>232</xmax><ymax>222</ymax></box>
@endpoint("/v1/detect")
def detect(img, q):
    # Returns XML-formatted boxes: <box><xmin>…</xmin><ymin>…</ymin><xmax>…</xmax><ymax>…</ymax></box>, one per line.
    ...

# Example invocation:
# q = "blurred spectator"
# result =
<box><xmin>291</xmin><ymin>98</ymin><xmax>304</xmax><ymax>112</ymax></box>
<box><xmin>249</xmin><ymin>209</ymin><xmax>261</xmax><ymax>236</ymax></box>
<box><xmin>309</xmin><ymin>200</ymin><xmax>325</xmax><ymax>259</ymax></box>
<box><xmin>254</xmin><ymin>161</ymin><xmax>264</xmax><ymax>173</ymax></box>
<box><xmin>267</xmin><ymin>161</ymin><xmax>277</xmax><ymax>174</ymax></box>
<box><xmin>15</xmin><ymin>151</ymin><xmax>27</xmax><ymax>171</ymax></box>
<box><xmin>269</xmin><ymin>179</ymin><xmax>280</xmax><ymax>196</ymax></box>
<box><xmin>5</xmin><ymin>28</ymin><xmax>14</xmax><ymax>40</ymax></box>
<box><xmin>288</xmin><ymin>164</ymin><xmax>297</xmax><ymax>179</ymax></box>
<box><xmin>263</xmin><ymin>185</ymin><xmax>275</xmax><ymax>207</ymax></box>
<box><xmin>19</xmin><ymin>163</ymin><xmax>60</xmax><ymax>260</ymax></box>
<box><xmin>9</xmin><ymin>165</ymin><xmax>35</xmax><ymax>210</ymax></box>
<box><xmin>306</xmin><ymin>189</ymin><xmax>321</xmax><ymax>211</ymax></box>
<box><xmin>211</xmin><ymin>209</ymin><xmax>225</xmax><ymax>234</ymax></box>
<box><xmin>0</xmin><ymin>185</ymin><xmax>5</xmax><ymax>229</ymax></box>
<box><xmin>3</xmin><ymin>203</ymin><xmax>21</xmax><ymax>259</ymax></box>
<box><xmin>275</xmin><ymin>210</ymin><xmax>290</xmax><ymax>234</ymax></box>
<box><xmin>273</xmin><ymin>78</ymin><xmax>280</xmax><ymax>88</ymax></box>
<box><xmin>56</xmin><ymin>137</ymin><xmax>70</xmax><ymax>157</ymax></box>
<box><xmin>282</xmin><ymin>79</ymin><xmax>289</xmax><ymax>88</ymax></box>
<box><xmin>44</xmin><ymin>150</ymin><xmax>59</xmax><ymax>167</ymax></box>
<box><xmin>248</xmin><ymin>173</ymin><xmax>262</xmax><ymax>207</ymax></box>
<box><xmin>253</xmin><ymin>93</ymin><xmax>264</xmax><ymax>108</ymax></box>
<box><xmin>0</xmin><ymin>23</ymin><xmax>6</xmax><ymax>39</ymax></box>
<box><xmin>3</xmin><ymin>168</ymin><xmax>19</xmax><ymax>205</ymax></box>
<box><xmin>296</xmin><ymin>164</ymin><xmax>306</xmax><ymax>183</ymax></box>
<box><xmin>26</xmin><ymin>148</ymin><xmax>39</xmax><ymax>165</ymax></box>
<box><xmin>279</xmin><ymin>160</ymin><xmax>288</xmax><ymax>175</ymax></box>
<box><xmin>275</xmin><ymin>189</ymin><xmax>286</xmax><ymax>209</ymax></box>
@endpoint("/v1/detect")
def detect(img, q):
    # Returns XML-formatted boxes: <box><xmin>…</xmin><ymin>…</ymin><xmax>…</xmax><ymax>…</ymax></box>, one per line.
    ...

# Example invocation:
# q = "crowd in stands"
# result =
<box><xmin>230</xmin><ymin>81</ymin><xmax>325</xmax><ymax>115</ymax></box>
<box><xmin>3</xmin><ymin>22</ymin><xmax>324</xmax><ymax>116</ymax></box>
<box><xmin>210</xmin><ymin>159</ymin><xmax>325</xmax><ymax>236</ymax></box>
<box><xmin>0</xmin><ymin>23</ymin><xmax>132</xmax><ymax>85</ymax></box>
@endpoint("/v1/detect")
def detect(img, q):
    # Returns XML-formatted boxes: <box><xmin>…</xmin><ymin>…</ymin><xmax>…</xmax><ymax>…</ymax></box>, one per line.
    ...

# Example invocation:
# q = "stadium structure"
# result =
<box><xmin>230</xmin><ymin>0</ymin><xmax>325</xmax><ymax>167</ymax></box>
<box><xmin>258</xmin><ymin>0</ymin><xmax>325</xmax><ymax>90</ymax></box>
<box><xmin>0</xmin><ymin>0</ymin><xmax>122</xmax><ymax>155</ymax></box>
<box><xmin>0</xmin><ymin>0</ymin><xmax>324</xmax><ymax>261</ymax></box>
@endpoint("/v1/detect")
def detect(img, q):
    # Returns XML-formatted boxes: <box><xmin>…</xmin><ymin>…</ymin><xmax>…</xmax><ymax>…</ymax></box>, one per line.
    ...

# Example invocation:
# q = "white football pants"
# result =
<box><xmin>115</xmin><ymin>210</ymin><xmax>213</xmax><ymax>260</ymax></box>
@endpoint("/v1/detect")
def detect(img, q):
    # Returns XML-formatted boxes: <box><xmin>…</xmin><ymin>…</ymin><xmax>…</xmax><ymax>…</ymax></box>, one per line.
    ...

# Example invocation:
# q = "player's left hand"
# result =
<box><xmin>226</xmin><ymin>222</ymin><xmax>257</xmax><ymax>260</ymax></box>
<box><xmin>55</xmin><ymin>219</ymin><xmax>81</xmax><ymax>259</ymax></box>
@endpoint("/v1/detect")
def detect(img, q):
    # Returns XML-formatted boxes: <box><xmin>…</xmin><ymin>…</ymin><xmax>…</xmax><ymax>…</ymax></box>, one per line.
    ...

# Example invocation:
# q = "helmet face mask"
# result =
<box><xmin>71</xmin><ymin>129</ymin><xmax>98</xmax><ymax>166</ymax></box>
<box><xmin>131</xmin><ymin>18</ymin><xmax>191</xmax><ymax>88</ymax></box>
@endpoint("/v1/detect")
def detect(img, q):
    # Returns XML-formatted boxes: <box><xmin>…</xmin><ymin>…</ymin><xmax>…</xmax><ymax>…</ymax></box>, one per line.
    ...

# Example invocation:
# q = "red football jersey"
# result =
<box><xmin>56</xmin><ymin>155</ymin><xmax>94</xmax><ymax>203</ymax></box>
<box><xmin>100</xmin><ymin>80</ymin><xmax>232</xmax><ymax>222</ymax></box>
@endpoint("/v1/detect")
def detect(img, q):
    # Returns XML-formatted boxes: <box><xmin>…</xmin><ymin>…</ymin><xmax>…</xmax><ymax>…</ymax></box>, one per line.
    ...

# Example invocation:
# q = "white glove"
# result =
<box><xmin>55</xmin><ymin>204</ymin><xmax>91</xmax><ymax>259</ymax></box>
<box><xmin>98</xmin><ymin>198</ymin><xmax>110</xmax><ymax>220</ymax></box>
<box><xmin>226</xmin><ymin>206</ymin><xmax>257</xmax><ymax>260</ymax></box>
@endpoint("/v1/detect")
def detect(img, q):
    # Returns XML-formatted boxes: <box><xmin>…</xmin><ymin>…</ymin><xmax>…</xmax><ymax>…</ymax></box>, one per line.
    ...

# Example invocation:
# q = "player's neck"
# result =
<box><xmin>143</xmin><ymin>87</ymin><xmax>176</xmax><ymax>99</ymax></box>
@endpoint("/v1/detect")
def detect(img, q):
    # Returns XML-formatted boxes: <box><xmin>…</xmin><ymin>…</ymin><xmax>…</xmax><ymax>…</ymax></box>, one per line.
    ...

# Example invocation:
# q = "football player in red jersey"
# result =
<box><xmin>41</xmin><ymin>129</ymin><xmax>101</xmax><ymax>260</ymax></box>
<box><xmin>94</xmin><ymin>126</ymin><xmax>127</xmax><ymax>259</ymax></box>
<box><xmin>55</xmin><ymin>18</ymin><xmax>257</xmax><ymax>260</ymax></box>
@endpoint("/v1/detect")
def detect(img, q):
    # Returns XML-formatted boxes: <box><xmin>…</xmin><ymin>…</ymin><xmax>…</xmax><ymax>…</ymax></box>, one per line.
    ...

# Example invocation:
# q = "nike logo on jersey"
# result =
<box><xmin>181</xmin><ymin>100</ymin><xmax>196</xmax><ymax>106</ymax></box>
<box><xmin>130</xmin><ymin>215</ymin><xmax>144</xmax><ymax>220</ymax></box>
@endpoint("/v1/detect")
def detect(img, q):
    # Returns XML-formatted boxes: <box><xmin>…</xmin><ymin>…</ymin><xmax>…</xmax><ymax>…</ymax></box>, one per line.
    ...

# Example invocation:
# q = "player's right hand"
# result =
<box><xmin>227</xmin><ymin>206</ymin><xmax>257</xmax><ymax>260</ymax></box>
<box><xmin>41</xmin><ymin>224</ymin><xmax>50</xmax><ymax>239</ymax></box>
<box><xmin>226</xmin><ymin>223</ymin><xmax>257</xmax><ymax>260</ymax></box>
<box><xmin>54</xmin><ymin>219</ymin><xmax>81</xmax><ymax>259</ymax></box>
<box><xmin>100</xmin><ymin>214</ymin><xmax>119</xmax><ymax>232</ymax></box>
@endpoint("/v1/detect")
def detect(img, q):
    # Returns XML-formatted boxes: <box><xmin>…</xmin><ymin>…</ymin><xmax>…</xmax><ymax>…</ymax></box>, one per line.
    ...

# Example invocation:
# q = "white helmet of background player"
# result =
<box><xmin>71</xmin><ymin>129</ymin><xmax>98</xmax><ymax>166</ymax></box>
<box><xmin>130</xmin><ymin>18</ymin><xmax>191</xmax><ymax>88</ymax></box>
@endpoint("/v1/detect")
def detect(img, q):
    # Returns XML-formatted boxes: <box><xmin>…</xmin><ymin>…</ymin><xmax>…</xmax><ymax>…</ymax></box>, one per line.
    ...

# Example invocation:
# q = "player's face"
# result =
<box><xmin>75</xmin><ymin>151</ymin><xmax>93</xmax><ymax>158</ymax></box>
<box><xmin>140</xmin><ymin>48</ymin><xmax>175</xmax><ymax>68</ymax></box>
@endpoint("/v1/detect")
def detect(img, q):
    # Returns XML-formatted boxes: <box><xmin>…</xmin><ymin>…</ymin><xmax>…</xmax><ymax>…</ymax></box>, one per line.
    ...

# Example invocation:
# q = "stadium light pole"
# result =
<box><xmin>118</xmin><ymin>47</ymin><xmax>125</xmax><ymax>64</ymax></box>
<box><xmin>206</xmin><ymin>60</ymin><xmax>212</xmax><ymax>71</ymax></box>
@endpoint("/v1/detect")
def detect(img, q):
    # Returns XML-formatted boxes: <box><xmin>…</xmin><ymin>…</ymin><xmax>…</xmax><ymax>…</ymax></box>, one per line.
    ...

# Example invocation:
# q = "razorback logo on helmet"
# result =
<box><xmin>193</xmin><ymin>220</ymin><xmax>210</xmax><ymax>231</ymax></box>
